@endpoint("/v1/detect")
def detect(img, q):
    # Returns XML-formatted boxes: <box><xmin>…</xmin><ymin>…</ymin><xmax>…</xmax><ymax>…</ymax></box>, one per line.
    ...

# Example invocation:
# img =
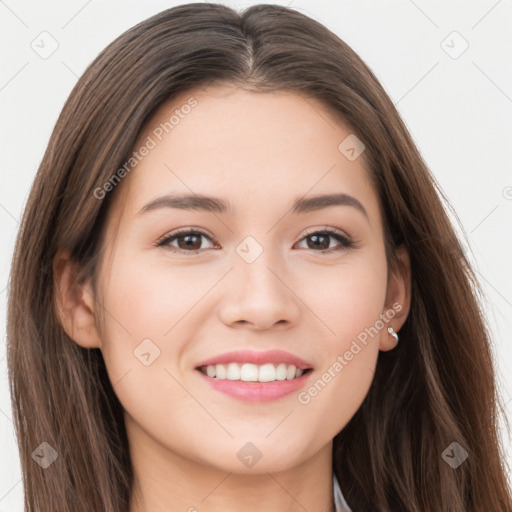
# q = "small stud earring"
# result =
<box><xmin>388</xmin><ymin>326</ymin><xmax>399</xmax><ymax>345</ymax></box>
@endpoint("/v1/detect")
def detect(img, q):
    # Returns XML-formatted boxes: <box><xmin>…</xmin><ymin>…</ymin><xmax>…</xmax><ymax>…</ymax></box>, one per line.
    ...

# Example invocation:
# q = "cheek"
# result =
<box><xmin>95</xmin><ymin>247</ymin><xmax>221</xmax><ymax>409</ymax></box>
<box><xmin>93</xmin><ymin>249</ymin><xmax>175</xmax><ymax>386</ymax></box>
<box><xmin>95</xmin><ymin>253</ymin><xmax>199</xmax><ymax>440</ymax></box>
<box><xmin>301</xmin><ymin>251</ymin><xmax>388</xmax><ymax>351</ymax></box>
<box><xmin>294</xmin><ymin>255</ymin><xmax>387</xmax><ymax>425</ymax></box>
<box><xmin>100</xmin><ymin>246</ymin><xmax>212</xmax><ymax>339</ymax></box>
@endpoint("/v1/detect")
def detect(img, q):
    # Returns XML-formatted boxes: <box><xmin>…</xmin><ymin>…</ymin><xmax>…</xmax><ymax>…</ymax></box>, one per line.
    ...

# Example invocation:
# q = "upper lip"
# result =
<box><xmin>195</xmin><ymin>349</ymin><xmax>313</xmax><ymax>370</ymax></box>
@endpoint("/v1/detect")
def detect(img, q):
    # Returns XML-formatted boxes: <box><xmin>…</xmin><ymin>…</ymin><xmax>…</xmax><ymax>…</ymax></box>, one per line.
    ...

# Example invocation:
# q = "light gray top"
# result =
<box><xmin>333</xmin><ymin>472</ymin><xmax>353</xmax><ymax>512</ymax></box>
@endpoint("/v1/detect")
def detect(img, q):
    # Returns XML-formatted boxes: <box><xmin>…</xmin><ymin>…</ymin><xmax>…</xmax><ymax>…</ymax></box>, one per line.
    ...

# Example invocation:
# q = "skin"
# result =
<box><xmin>54</xmin><ymin>84</ymin><xmax>411</xmax><ymax>512</ymax></box>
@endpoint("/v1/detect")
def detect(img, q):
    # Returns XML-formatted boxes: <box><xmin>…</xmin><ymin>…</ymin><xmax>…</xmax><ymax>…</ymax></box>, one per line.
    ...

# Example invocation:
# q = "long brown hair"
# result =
<box><xmin>6</xmin><ymin>3</ymin><xmax>511</xmax><ymax>510</ymax></box>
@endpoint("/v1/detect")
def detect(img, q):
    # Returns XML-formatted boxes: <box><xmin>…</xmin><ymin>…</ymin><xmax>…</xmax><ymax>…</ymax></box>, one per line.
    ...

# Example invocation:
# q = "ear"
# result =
<box><xmin>379</xmin><ymin>245</ymin><xmax>411</xmax><ymax>351</ymax></box>
<box><xmin>53</xmin><ymin>248</ymin><xmax>102</xmax><ymax>349</ymax></box>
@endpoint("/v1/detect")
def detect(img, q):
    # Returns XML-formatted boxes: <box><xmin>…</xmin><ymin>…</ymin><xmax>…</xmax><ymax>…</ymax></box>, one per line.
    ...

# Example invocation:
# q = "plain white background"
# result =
<box><xmin>1</xmin><ymin>0</ymin><xmax>511</xmax><ymax>509</ymax></box>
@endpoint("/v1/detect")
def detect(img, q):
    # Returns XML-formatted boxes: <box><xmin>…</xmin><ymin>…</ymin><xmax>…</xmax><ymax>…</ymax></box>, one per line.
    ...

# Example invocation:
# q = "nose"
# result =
<box><xmin>218</xmin><ymin>250</ymin><xmax>301</xmax><ymax>331</ymax></box>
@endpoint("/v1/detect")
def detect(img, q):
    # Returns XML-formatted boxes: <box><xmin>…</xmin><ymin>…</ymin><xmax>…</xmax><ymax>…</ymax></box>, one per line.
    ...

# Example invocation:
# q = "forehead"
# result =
<box><xmin>112</xmin><ymin>85</ymin><xmax>379</xmax><ymax>225</ymax></box>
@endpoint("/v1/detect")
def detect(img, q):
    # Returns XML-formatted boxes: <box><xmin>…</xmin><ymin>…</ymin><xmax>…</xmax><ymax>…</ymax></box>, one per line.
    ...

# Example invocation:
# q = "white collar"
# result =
<box><xmin>333</xmin><ymin>472</ymin><xmax>352</xmax><ymax>512</ymax></box>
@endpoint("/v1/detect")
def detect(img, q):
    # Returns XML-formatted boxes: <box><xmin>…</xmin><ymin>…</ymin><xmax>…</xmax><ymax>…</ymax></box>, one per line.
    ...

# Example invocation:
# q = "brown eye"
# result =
<box><xmin>296</xmin><ymin>229</ymin><xmax>354</xmax><ymax>253</ymax></box>
<box><xmin>157</xmin><ymin>229</ymin><xmax>216</xmax><ymax>253</ymax></box>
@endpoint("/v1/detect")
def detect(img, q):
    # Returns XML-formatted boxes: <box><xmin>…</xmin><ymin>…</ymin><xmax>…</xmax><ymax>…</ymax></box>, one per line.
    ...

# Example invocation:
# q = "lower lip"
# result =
<box><xmin>195</xmin><ymin>369</ymin><xmax>313</xmax><ymax>402</ymax></box>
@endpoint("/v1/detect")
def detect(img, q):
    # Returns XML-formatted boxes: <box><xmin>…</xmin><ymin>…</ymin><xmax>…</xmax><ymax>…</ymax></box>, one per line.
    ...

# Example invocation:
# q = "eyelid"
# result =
<box><xmin>300</xmin><ymin>225</ymin><xmax>350</xmax><ymax>240</ymax></box>
<box><xmin>155</xmin><ymin>226</ymin><xmax>217</xmax><ymax>247</ymax></box>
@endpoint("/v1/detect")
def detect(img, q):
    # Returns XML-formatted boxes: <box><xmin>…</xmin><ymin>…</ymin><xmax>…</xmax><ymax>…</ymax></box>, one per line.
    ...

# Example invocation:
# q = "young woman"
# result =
<box><xmin>6</xmin><ymin>3</ymin><xmax>511</xmax><ymax>511</ymax></box>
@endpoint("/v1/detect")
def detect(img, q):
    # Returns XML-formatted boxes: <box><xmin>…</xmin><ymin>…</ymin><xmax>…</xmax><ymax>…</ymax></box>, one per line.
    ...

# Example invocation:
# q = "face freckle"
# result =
<box><xmin>94</xmin><ymin>84</ymin><xmax>396</xmax><ymax>481</ymax></box>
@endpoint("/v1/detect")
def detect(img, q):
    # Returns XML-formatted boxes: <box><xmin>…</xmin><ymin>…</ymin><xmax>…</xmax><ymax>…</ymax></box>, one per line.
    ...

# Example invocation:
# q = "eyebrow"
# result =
<box><xmin>136</xmin><ymin>192</ymin><xmax>369</xmax><ymax>220</ymax></box>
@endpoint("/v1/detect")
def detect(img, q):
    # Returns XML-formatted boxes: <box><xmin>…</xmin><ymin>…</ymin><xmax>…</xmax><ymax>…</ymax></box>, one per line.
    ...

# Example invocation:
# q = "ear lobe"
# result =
<box><xmin>53</xmin><ymin>248</ymin><xmax>102</xmax><ymax>349</ymax></box>
<box><xmin>380</xmin><ymin>245</ymin><xmax>411</xmax><ymax>351</ymax></box>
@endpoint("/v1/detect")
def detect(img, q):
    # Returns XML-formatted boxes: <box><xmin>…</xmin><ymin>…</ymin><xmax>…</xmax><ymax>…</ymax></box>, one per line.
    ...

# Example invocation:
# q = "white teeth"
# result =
<box><xmin>240</xmin><ymin>363</ymin><xmax>259</xmax><ymax>381</ymax></box>
<box><xmin>226</xmin><ymin>363</ymin><xmax>240</xmax><ymax>380</ymax></box>
<box><xmin>216</xmin><ymin>364</ymin><xmax>227</xmax><ymax>379</ymax></box>
<box><xmin>258</xmin><ymin>363</ymin><xmax>277</xmax><ymax>382</ymax></box>
<box><xmin>201</xmin><ymin>362</ymin><xmax>307</xmax><ymax>382</ymax></box>
<box><xmin>276</xmin><ymin>363</ymin><xmax>288</xmax><ymax>381</ymax></box>
<box><xmin>287</xmin><ymin>365</ymin><xmax>297</xmax><ymax>380</ymax></box>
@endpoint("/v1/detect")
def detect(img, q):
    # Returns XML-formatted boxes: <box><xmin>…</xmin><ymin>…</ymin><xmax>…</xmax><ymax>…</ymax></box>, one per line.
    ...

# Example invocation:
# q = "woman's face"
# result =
<box><xmin>77</xmin><ymin>85</ymin><xmax>409</xmax><ymax>476</ymax></box>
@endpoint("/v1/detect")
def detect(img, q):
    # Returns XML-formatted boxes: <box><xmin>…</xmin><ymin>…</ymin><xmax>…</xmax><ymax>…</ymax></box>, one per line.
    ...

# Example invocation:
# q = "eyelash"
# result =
<box><xmin>155</xmin><ymin>226</ymin><xmax>358</xmax><ymax>255</ymax></box>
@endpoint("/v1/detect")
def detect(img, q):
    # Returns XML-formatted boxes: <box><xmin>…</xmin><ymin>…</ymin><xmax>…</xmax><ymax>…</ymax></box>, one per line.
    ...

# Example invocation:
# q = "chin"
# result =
<box><xmin>197</xmin><ymin>440</ymin><xmax>308</xmax><ymax>475</ymax></box>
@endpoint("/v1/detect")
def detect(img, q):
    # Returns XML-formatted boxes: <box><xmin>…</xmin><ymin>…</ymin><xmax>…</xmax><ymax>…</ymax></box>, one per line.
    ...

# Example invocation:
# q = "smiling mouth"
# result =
<box><xmin>197</xmin><ymin>363</ymin><xmax>313</xmax><ymax>382</ymax></box>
